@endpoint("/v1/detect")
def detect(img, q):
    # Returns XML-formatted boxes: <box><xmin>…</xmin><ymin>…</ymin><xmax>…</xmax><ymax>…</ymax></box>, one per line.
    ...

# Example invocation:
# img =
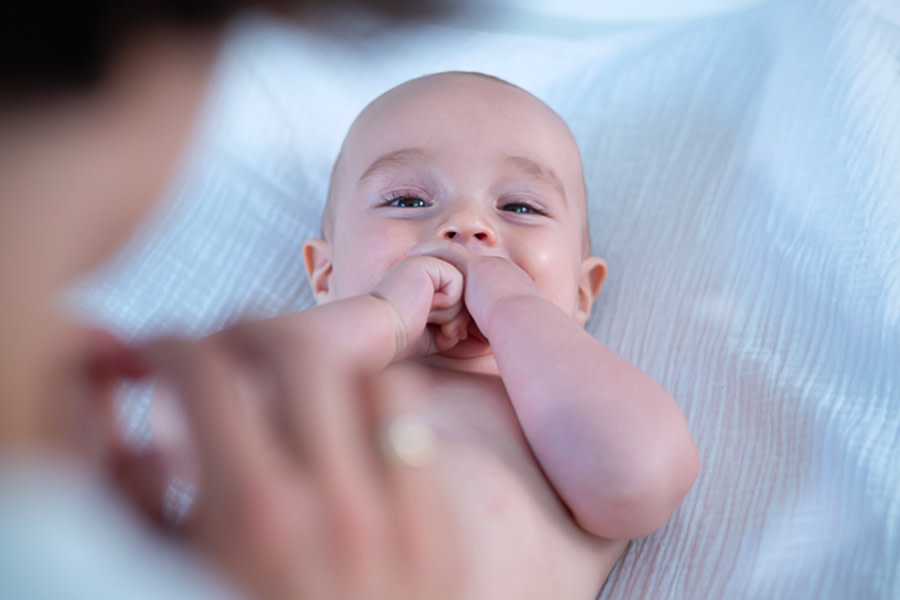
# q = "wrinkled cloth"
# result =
<box><xmin>0</xmin><ymin>460</ymin><xmax>238</xmax><ymax>600</ymax></box>
<box><xmin>72</xmin><ymin>0</ymin><xmax>900</xmax><ymax>597</ymax></box>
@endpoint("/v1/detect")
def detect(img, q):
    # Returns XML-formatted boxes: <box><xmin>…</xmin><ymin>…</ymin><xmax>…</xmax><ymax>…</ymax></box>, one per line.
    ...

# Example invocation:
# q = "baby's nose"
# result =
<box><xmin>439</xmin><ymin>223</ymin><xmax>497</xmax><ymax>247</ymax></box>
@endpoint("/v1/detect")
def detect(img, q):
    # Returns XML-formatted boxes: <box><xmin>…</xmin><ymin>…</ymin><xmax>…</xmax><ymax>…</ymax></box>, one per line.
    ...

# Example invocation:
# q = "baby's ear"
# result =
<box><xmin>302</xmin><ymin>238</ymin><xmax>334</xmax><ymax>305</ymax></box>
<box><xmin>575</xmin><ymin>256</ymin><xmax>607</xmax><ymax>326</ymax></box>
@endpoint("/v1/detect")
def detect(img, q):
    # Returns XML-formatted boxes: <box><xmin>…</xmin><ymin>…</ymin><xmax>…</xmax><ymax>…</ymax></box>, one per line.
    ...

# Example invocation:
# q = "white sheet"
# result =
<box><xmin>72</xmin><ymin>0</ymin><xmax>900</xmax><ymax>597</ymax></box>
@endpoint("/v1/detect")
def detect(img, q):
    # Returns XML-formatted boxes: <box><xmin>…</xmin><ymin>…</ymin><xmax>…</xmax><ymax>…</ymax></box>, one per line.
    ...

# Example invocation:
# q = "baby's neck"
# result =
<box><xmin>414</xmin><ymin>352</ymin><xmax>500</xmax><ymax>376</ymax></box>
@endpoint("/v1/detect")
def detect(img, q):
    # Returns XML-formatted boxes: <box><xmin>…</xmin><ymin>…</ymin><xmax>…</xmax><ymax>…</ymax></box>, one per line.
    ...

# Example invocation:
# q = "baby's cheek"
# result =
<box><xmin>334</xmin><ymin>244</ymin><xmax>407</xmax><ymax>298</ymax></box>
<box><xmin>518</xmin><ymin>249</ymin><xmax>580</xmax><ymax>312</ymax></box>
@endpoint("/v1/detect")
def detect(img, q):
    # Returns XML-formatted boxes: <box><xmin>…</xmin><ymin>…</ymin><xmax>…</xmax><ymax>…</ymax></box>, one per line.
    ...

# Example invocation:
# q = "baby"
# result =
<box><xmin>301</xmin><ymin>71</ymin><xmax>698</xmax><ymax>598</ymax></box>
<box><xmin>156</xmin><ymin>71</ymin><xmax>699</xmax><ymax>599</ymax></box>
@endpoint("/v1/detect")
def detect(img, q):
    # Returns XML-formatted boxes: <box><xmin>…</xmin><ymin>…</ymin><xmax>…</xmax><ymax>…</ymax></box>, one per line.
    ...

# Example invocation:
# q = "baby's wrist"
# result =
<box><xmin>466</xmin><ymin>259</ymin><xmax>541</xmax><ymax>325</ymax></box>
<box><xmin>367</xmin><ymin>292</ymin><xmax>413</xmax><ymax>363</ymax></box>
<box><xmin>480</xmin><ymin>293</ymin><xmax>548</xmax><ymax>338</ymax></box>
<box><xmin>306</xmin><ymin>294</ymin><xmax>410</xmax><ymax>372</ymax></box>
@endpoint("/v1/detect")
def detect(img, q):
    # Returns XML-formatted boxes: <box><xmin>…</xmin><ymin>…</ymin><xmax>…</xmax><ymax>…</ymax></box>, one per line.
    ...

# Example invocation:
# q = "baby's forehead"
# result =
<box><xmin>350</xmin><ymin>73</ymin><xmax>564</xmax><ymax>140</ymax></box>
<box><xmin>324</xmin><ymin>73</ymin><xmax>589</xmax><ymax>238</ymax></box>
<box><xmin>337</xmin><ymin>74</ymin><xmax>582</xmax><ymax>180</ymax></box>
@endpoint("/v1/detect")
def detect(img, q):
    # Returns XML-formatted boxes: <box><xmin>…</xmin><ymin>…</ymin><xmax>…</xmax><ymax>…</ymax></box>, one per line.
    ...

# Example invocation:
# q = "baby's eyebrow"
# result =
<box><xmin>505</xmin><ymin>155</ymin><xmax>567</xmax><ymax>203</ymax></box>
<box><xmin>359</xmin><ymin>147</ymin><xmax>430</xmax><ymax>183</ymax></box>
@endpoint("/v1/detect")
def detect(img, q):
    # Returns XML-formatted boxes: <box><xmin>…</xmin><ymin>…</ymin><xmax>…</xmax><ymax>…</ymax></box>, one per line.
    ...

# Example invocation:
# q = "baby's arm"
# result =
<box><xmin>487</xmin><ymin>293</ymin><xmax>699</xmax><ymax>540</ymax></box>
<box><xmin>151</xmin><ymin>255</ymin><xmax>466</xmax><ymax>483</ymax></box>
<box><xmin>243</xmin><ymin>255</ymin><xmax>468</xmax><ymax>371</ymax></box>
<box><xmin>410</xmin><ymin>242</ymin><xmax>700</xmax><ymax>541</ymax></box>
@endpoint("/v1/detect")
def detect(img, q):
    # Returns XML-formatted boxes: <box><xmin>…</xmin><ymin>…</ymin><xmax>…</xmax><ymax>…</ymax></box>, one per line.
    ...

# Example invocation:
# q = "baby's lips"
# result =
<box><xmin>406</xmin><ymin>240</ymin><xmax>508</xmax><ymax>261</ymax></box>
<box><xmin>405</xmin><ymin>239</ymin><xmax>463</xmax><ymax>256</ymax></box>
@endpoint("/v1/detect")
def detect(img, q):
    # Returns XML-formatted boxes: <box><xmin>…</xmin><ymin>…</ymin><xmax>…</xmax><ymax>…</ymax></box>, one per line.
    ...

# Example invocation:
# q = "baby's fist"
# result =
<box><xmin>405</xmin><ymin>241</ymin><xmax>541</xmax><ymax>333</ymax></box>
<box><xmin>370</xmin><ymin>255</ymin><xmax>469</xmax><ymax>360</ymax></box>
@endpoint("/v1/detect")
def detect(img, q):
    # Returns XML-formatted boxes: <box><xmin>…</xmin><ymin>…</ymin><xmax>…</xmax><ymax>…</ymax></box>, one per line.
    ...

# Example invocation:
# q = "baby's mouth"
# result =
<box><xmin>467</xmin><ymin>320</ymin><xmax>488</xmax><ymax>344</ymax></box>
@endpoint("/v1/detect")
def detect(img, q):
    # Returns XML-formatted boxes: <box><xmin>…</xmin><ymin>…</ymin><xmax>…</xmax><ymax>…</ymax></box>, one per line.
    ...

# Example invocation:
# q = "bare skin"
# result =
<box><xmin>157</xmin><ymin>72</ymin><xmax>699</xmax><ymax>599</ymax></box>
<box><xmin>395</xmin><ymin>365</ymin><xmax>622</xmax><ymax>598</ymax></box>
<box><xmin>0</xmin><ymin>27</ymin><xmax>219</xmax><ymax>454</ymax></box>
<box><xmin>308</xmin><ymin>73</ymin><xmax>698</xmax><ymax>598</ymax></box>
<box><xmin>0</xmin><ymin>23</ymin><xmax>465</xmax><ymax>600</ymax></box>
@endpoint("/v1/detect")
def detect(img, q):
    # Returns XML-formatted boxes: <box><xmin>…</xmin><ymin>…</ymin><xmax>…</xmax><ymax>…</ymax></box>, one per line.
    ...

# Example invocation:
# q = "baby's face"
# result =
<box><xmin>311</xmin><ymin>73</ymin><xmax>603</xmax><ymax>324</ymax></box>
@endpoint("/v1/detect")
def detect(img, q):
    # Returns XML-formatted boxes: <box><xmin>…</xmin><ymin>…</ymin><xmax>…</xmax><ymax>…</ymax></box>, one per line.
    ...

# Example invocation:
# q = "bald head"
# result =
<box><xmin>322</xmin><ymin>71</ymin><xmax>591</xmax><ymax>254</ymax></box>
<box><xmin>304</xmin><ymin>71</ymin><xmax>606</xmax><ymax>324</ymax></box>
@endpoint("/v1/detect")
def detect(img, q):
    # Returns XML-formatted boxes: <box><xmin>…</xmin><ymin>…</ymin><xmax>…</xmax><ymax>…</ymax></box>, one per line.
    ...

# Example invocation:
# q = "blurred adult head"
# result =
<box><xmin>0</xmin><ymin>0</ymin><xmax>448</xmax><ymax>452</ymax></box>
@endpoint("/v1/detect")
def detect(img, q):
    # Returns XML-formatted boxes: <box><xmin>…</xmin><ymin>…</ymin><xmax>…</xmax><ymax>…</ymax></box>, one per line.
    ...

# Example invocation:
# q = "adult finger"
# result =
<box><xmin>221</xmin><ymin>323</ymin><xmax>393</xmax><ymax>592</ymax></box>
<box><xmin>217</xmin><ymin>322</ymin><xmax>365</xmax><ymax>469</ymax></box>
<box><xmin>137</xmin><ymin>338</ymin><xmax>277</xmax><ymax>542</ymax></box>
<box><xmin>375</xmin><ymin>366</ymin><xmax>461</xmax><ymax>598</ymax></box>
<box><xmin>108</xmin><ymin>444</ymin><xmax>172</xmax><ymax>526</ymax></box>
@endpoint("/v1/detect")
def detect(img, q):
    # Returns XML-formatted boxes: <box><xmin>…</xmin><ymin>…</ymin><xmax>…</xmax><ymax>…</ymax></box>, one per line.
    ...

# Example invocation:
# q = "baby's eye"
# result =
<box><xmin>500</xmin><ymin>202</ymin><xmax>547</xmax><ymax>215</ymax></box>
<box><xmin>384</xmin><ymin>195</ymin><xmax>429</xmax><ymax>208</ymax></box>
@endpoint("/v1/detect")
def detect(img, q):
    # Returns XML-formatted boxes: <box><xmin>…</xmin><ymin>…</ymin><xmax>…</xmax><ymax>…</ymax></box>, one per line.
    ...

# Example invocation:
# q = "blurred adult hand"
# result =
<box><xmin>115</xmin><ymin>324</ymin><xmax>460</xmax><ymax>600</ymax></box>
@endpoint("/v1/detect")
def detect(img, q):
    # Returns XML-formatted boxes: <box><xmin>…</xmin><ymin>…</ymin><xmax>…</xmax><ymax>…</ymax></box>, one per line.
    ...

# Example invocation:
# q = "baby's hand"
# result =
<box><xmin>370</xmin><ymin>255</ymin><xmax>470</xmax><ymax>360</ymax></box>
<box><xmin>405</xmin><ymin>241</ymin><xmax>541</xmax><ymax>338</ymax></box>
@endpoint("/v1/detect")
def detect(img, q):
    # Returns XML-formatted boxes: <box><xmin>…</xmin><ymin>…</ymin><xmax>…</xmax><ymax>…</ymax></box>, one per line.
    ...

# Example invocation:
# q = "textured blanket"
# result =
<box><xmin>73</xmin><ymin>1</ymin><xmax>900</xmax><ymax>597</ymax></box>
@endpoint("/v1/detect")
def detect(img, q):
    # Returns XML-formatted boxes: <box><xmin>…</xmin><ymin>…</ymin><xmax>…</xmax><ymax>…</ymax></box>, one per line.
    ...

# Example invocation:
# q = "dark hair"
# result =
<box><xmin>0</xmin><ymin>0</ymin><xmax>444</xmax><ymax>97</ymax></box>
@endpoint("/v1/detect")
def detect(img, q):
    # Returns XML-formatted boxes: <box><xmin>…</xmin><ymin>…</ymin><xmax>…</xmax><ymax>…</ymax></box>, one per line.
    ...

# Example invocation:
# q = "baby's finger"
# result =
<box><xmin>434</xmin><ymin>313</ymin><xmax>470</xmax><ymax>352</ymax></box>
<box><xmin>427</xmin><ymin>298</ymin><xmax>464</xmax><ymax>325</ymax></box>
<box><xmin>407</xmin><ymin>240</ymin><xmax>474</xmax><ymax>275</ymax></box>
<box><xmin>419</xmin><ymin>256</ymin><xmax>464</xmax><ymax>312</ymax></box>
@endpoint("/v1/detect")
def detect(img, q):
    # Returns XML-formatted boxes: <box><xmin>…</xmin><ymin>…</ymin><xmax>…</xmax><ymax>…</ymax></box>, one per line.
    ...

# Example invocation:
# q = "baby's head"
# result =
<box><xmin>304</xmin><ymin>72</ymin><xmax>606</xmax><ymax>326</ymax></box>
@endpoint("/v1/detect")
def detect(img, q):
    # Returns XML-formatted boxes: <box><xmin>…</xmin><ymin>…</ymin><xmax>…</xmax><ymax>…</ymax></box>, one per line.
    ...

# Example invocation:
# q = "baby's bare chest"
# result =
<box><xmin>406</xmin><ymin>366</ymin><xmax>623</xmax><ymax>600</ymax></box>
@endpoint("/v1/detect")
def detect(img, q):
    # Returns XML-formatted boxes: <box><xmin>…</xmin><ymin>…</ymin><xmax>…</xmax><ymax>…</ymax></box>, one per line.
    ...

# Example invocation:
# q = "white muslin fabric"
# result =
<box><xmin>0</xmin><ymin>460</ymin><xmax>240</xmax><ymax>600</ymax></box>
<box><xmin>71</xmin><ymin>0</ymin><xmax>900</xmax><ymax>598</ymax></box>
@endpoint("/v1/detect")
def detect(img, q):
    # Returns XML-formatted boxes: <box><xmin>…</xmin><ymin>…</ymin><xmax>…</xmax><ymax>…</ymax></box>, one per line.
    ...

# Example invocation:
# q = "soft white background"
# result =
<box><xmin>71</xmin><ymin>0</ymin><xmax>900</xmax><ymax>597</ymax></box>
